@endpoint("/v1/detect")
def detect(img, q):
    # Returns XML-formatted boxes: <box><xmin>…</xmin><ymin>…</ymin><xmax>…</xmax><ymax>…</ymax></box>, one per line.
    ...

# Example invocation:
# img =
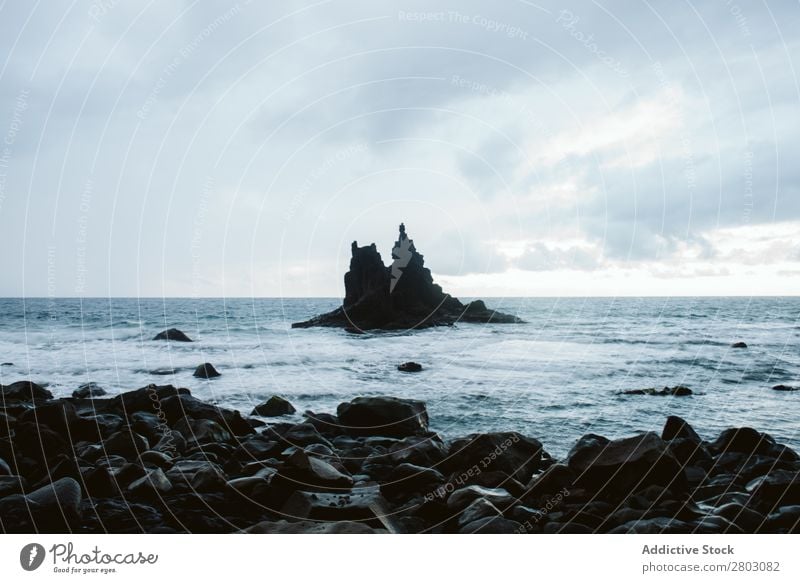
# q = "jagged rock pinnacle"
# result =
<box><xmin>292</xmin><ymin>224</ymin><xmax>523</xmax><ymax>330</ymax></box>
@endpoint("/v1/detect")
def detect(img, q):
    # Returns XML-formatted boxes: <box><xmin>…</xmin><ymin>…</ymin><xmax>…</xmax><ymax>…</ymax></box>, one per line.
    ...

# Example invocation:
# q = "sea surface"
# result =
<box><xmin>0</xmin><ymin>297</ymin><xmax>798</xmax><ymax>458</ymax></box>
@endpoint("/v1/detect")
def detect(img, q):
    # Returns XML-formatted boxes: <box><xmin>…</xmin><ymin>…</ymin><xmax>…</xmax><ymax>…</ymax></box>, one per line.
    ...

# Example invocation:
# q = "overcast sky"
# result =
<box><xmin>0</xmin><ymin>0</ymin><xmax>798</xmax><ymax>297</ymax></box>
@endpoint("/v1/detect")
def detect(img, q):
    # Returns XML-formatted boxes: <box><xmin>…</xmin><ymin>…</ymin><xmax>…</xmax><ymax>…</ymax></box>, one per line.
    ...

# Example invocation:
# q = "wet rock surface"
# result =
<box><xmin>2</xmin><ymin>382</ymin><xmax>799</xmax><ymax>533</ymax></box>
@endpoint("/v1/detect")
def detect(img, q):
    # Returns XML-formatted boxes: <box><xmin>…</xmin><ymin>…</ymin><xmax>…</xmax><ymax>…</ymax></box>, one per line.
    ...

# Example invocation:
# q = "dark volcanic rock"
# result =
<box><xmin>662</xmin><ymin>415</ymin><xmax>702</xmax><ymax>443</ymax></box>
<box><xmin>622</xmin><ymin>385</ymin><xmax>693</xmax><ymax>396</ymax></box>
<box><xmin>159</xmin><ymin>393</ymin><xmax>254</xmax><ymax>436</ymax></box>
<box><xmin>567</xmin><ymin>432</ymin><xmax>688</xmax><ymax>501</ymax></box>
<box><xmin>193</xmin><ymin>363</ymin><xmax>221</xmax><ymax>378</ymax></box>
<box><xmin>337</xmin><ymin>396</ymin><xmax>428</xmax><ymax>437</ymax></box>
<box><xmin>1</xmin><ymin>380</ymin><xmax>53</xmax><ymax>403</ymax></box>
<box><xmin>153</xmin><ymin>328</ymin><xmax>193</xmax><ymax>342</ymax></box>
<box><xmin>252</xmin><ymin>396</ymin><xmax>296</xmax><ymax>417</ymax></box>
<box><xmin>72</xmin><ymin>382</ymin><xmax>107</xmax><ymax>399</ymax></box>
<box><xmin>397</xmin><ymin>361</ymin><xmax>423</xmax><ymax>372</ymax></box>
<box><xmin>444</xmin><ymin>432</ymin><xmax>545</xmax><ymax>483</ymax></box>
<box><xmin>291</xmin><ymin>224</ymin><xmax>522</xmax><ymax>330</ymax></box>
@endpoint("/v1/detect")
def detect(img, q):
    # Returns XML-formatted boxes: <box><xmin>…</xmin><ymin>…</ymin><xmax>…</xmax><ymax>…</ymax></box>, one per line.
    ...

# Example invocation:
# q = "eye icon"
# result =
<box><xmin>20</xmin><ymin>543</ymin><xmax>46</xmax><ymax>571</ymax></box>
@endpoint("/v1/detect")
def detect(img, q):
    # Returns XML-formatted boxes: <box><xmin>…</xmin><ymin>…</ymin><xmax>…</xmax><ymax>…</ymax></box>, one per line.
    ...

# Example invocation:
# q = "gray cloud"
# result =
<box><xmin>0</xmin><ymin>0</ymin><xmax>797</xmax><ymax>295</ymax></box>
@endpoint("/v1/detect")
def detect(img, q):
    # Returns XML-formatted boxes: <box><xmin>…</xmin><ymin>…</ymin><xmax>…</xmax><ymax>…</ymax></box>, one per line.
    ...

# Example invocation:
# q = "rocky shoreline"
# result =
<box><xmin>1</xmin><ymin>379</ymin><xmax>799</xmax><ymax>534</ymax></box>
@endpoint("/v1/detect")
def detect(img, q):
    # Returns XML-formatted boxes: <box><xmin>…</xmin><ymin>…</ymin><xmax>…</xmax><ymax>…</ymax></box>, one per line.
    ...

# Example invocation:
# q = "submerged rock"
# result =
<box><xmin>622</xmin><ymin>385</ymin><xmax>693</xmax><ymax>396</ymax></box>
<box><xmin>153</xmin><ymin>328</ymin><xmax>193</xmax><ymax>342</ymax></box>
<box><xmin>193</xmin><ymin>363</ymin><xmax>221</xmax><ymax>378</ymax></box>
<box><xmin>772</xmin><ymin>384</ymin><xmax>798</xmax><ymax>392</ymax></box>
<box><xmin>292</xmin><ymin>223</ymin><xmax>522</xmax><ymax>330</ymax></box>
<box><xmin>397</xmin><ymin>362</ymin><xmax>423</xmax><ymax>372</ymax></box>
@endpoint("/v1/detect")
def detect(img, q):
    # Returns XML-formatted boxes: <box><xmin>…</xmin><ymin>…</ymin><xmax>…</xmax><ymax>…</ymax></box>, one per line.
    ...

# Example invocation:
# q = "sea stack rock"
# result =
<box><xmin>292</xmin><ymin>223</ymin><xmax>522</xmax><ymax>330</ymax></box>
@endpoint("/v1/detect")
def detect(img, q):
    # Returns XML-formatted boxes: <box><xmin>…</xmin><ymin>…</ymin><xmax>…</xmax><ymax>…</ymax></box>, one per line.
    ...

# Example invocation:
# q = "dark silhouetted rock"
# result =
<box><xmin>731</xmin><ymin>341</ymin><xmax>748</xmax><ymax>348</ymax></box>
<box><xmin>708</xmin><ymin>427</ymin><xmax>771</xmax><ymax>456</ymax></box>
<box><xmin>26</xmin><ymin>477</ymin><xmax>82</xmax><ymax>522</ymax></box>
<box><xmin>0</xmin><ymin>380</ymin><xmax>52</xmax><ymax>403</ymax></box>
<box><xmin>72</xmin><ymin>382</ymin><xmax>107</xmax><ymax>399</ymax></box>
<box><xmin>292</xmin><ymin>224</ymin><xmax>522</xmax><ymax>330</ymax></box>
<box><xmin>622</xmin><ymin>385</ymin><xmax>692</xmax><ymax>396</ymax></box>
<box><xmin>380</xmin><ymin>462</ymin><xmax>445</xmax><ymax>500</ymax></box>
<box><xmin>153</xmin><ymin>328</ymin><xmax>192</xmax><ymax>342</ymax></box>
<box><xmin>397</xmin><ymin>362</ymin><xmax>422</xmax><ymax>372</ymax></box>
<box><xmin>105</xmin><ymin>429</ymin><xmax>150</xmax><ymax>460</ymax></box>
<box><xmin>337</xmin><ymin>396</ymin><xmax>428</xmax><ymax>437</ymax></box>
<box><xmin>159</xmin><ymin>393</ymin><xmax>254</xmax><ymax>436</ymax></box>
<box><xmin>252</xmin><ymin>396</ymin><xmax>296</xmax><ymax>417</ymax></box>
<box><xmin>127</xmin><ymin>468</ymin><xmax>173</xmax><ymax>497</ymax></box>
<box><xmin>567</xmin><ymin>432</ymin><xmax>687</xmax><ymax>501</ymax></box>
<box><xmin>193</xmin><ymin>363</ymin><xmax>221</xmax><ymax>378</ymax></box>
<box><xmin>662</xmin><ymin>415</ymin><xmax>702</xmax><ymax>443</ymax></box>
<box><xmin>772</xmin><ymin>384</ymin><xmax>798</xmax><ymax>392</ymax></box>
<box><xmin>444</xmin><ymin>432</ymin><xmax>545</xmax><ymax>483</ymax></box>
<box><xmin>746</xmin><ymin>470</ymin><xmax>800</xmax><ymax>511</ymax></box>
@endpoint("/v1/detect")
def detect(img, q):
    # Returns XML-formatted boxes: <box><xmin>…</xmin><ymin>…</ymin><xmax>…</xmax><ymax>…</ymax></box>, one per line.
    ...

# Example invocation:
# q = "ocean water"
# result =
<box><xmin>0</xmin><ymin>297</ymin><xmax>798</xmax><ymax>458</ymax></box>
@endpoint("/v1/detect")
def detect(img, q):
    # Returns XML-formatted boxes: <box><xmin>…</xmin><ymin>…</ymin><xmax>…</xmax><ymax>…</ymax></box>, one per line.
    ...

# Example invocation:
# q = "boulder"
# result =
<box><xmin>772</xmin><ymin>385</ymin><xmax>798</xmax><ymax>392</ymax></box>
<box><xmin>159</xmin><ymin>394</ymin><xmax>254</xmax><ymax>436</ymax></box>
<box><xmin>457</xmin><ymin>497</ymin><xmax>503</xmax><ymax>528</ymax></box>
<box><xmin>447</xmin><ymin>485</ymin><xmax>514</xmax><ymax>512</ymax></box>
<box><xmin>165</xmin><ymin>459</ymin><xmax>226</xmax><ymax>492</ymax></box>
<box><xmin>708</xmin><ymin>427</ymin><xmax>772</xmax><ymax>456</ymax></box>
<box><xmin>444</xmin><ymin>432</ymin><xmax>545</xmax><ymax>483</ymax></box>
<box><xmin>251</xmin><ymin>396</ymin><xmax>296</xmax><ymax>417</ymax></box>
<box><xmin>731</xmin><ymin>341</ymin><xmax>748</xmax><ymax>348</ymax></box>
<box><xmin>380</xmin><ymin>462</ymin><xmax>445</xmax><ymax>500</ymax></box>
<box><xmin>153</xmin><ymin>328</ymin><xmax>192</xmax><ymax>342</ymax></box>
<box><xmin>107</xmin><ymin>384</ymin><xmax>191</xmax><ymax>416</ymax></box>
<box><xmin>567</xmin><ymin>432</ymin><xmax>688</xmax><ymax>500</ymax></box>
<box><xmin>397</xmin><ymin>362</ymin><xmax>422</xmax><ymax>372</ymax></box>
<box><xmin>174</xmin><ymin>418</ymin><xmax>232</xmax><ymax>445</ymax></box>
<box><xmin>280</xmin><ymin>487</ymin><xmax>390</xmax><ymax>527</ymax></box>
<box><xmin>278</xmin><ymin>449</ymin><xmax>353</xmax><ymax>491</ymax></box>
<box><xmin>662</xmin><ymin>415</ymin><xmax>702</xmax><ymax>443</ymax></box>
<box><xmin>105</xmin><ymin>429</ymin><xmax>150</xmax><ymax>460</ymax></box>
<box><xmin>0</xmin><ymin>380</ymin><xmax>52</xmax><ymax>403</ymax></box>
<box><xmin>712</xmin><ymin>502</ymin><xmax>765</xmax><ymax>533</ymax></box>
<box><xmin>0</xmin><ymin>474</ymin><xmax>25</xmax><ymax>497</ymax></box>
<box><xmin>746</xmin><ymin>470</ymin><xmax>800</xmax><ymax>511</ymax></box>
<box><xmin>72</xmin><ymin>382</ymin><xmax>107</xmax><ymax>399</ymax></box>
<box><xmin>193</xmin><ymin>363</ymin><xmax>221</xmax><ymax>378</ymax></box>
<box><xmin>524</xmin><ymin>463</ymin><xmax>575</xmax><ymax>502</ymax></box>
<box><xmin>127</xmin><ymin>468</ymin><xmax>173</xmax><ymax>497</ymax></box>
<box><xmin>337</xmin><ymin>396</ymin><xmax>428</xmax><ymax>437</ymax></box>
<box><xmin>26</xmin><ymin>477</ymin><xmax>82</xmax><ymax>520</ymax></box>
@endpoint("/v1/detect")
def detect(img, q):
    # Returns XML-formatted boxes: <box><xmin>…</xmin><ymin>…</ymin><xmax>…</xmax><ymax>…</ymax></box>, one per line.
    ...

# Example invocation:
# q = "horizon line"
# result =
<box><xmin>2</xmin><ymin>295</ymin><xmax>799</xmax><ymax>300</ymax></box>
